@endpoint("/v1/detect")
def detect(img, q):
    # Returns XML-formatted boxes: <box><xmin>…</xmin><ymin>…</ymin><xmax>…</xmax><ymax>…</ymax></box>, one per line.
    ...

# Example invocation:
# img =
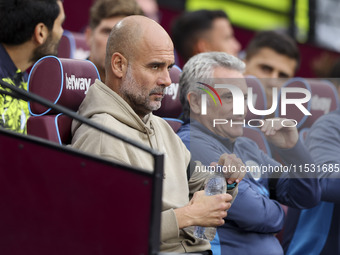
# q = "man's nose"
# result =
<box><xmin>270</xmin><ymin>70</ymin><xmax>280</xmax><ymax>79</ymax></box>
<box><xmin>233</xmin><ymin>38</ymin><xmax>241</xmax><ymax>56</ymax></box>
<box><xmin>160</xmin><ymin>69</ymin><xmax>172</xmax><ymax>87</ymax></box>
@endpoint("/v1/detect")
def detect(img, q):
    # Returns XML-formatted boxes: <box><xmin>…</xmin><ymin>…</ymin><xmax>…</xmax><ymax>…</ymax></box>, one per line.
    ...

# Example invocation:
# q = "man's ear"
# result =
<box><xmin>194</xmin><ymin>38</ymin><xmax>210</xmax><ymax>54</ymax></box>
<box><xmin>33</xmin><ymin>23</ymin><xmax>49</xmax><ymax>45</ymax></box>
<box><xmin>111</xmin><ymin>52</ymin><xmax>128</xmax><ymax>78</ymax></box>
<box><xmin>187</xmin><ymin>92</ymin><xmax>202</xmax><ymax>114</ymax></box>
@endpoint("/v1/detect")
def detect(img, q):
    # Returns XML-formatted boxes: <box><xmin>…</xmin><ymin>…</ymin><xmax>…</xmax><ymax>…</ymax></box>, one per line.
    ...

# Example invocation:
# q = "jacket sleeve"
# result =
<box><xmin>273</xmin><ymin>139</ymin><xmax>321</xmax><ymax>208</ymax></box>
<box><xmin>189</xmin><ymin>143</ymin><xmax>284</xmax><ymax>233</ymax></box>
<box><xmin>160</xmin><ymin>209</ymin><xmax>179</xmax><ymax>241</ymax></box>
<box><xmin>320</xmin><ymin>179</ymin><xmax>340</xmax><ymax>203</ymax></box>
<box><xmin>226</xmin><ymin>179</ymin><xmax>284</xmax><ymax>233</ymax></box>
<box><xmin>188</xmin><ymin>132</ymin><xmax>282</xmax><ymax>233</ymax></box>
<box><xmin>188</xmin><ymin>161</ymin><xmax>210</xmax><ymax>194</ymax></box>
<box><xmin>305</xmin><ymin>116</ymin><xmax>340</xmax><ymax>203</ymax></box>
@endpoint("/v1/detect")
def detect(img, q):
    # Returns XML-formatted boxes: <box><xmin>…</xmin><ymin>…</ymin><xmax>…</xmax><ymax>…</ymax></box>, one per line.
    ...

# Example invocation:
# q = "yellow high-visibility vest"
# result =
<box><xmin>186</xmin><ymin>0</ymin><xmax>309</xmax><ymax>42</ymax></box>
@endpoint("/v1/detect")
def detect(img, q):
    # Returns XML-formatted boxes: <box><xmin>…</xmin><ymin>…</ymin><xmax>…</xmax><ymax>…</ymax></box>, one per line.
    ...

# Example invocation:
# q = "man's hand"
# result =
<box><xmin>261</xmin><ymin>118</ymin><xmax>298</xmax><ymax>149</ymax></box>
<box><xmin>217</xmin><ymin>153</ymin><xmax>246</xmax><ymax>184</ymax></box>
<box><xmin>175</xmin><ymin>190</ymin><xmax>232</xmax><ymax>229</ymax></box>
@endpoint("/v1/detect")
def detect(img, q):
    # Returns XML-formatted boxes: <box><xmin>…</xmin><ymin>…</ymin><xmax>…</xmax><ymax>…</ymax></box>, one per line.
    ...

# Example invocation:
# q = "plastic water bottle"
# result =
<box><xmin>194</xmin><ymin>170</ymin><xmax>226</xmax><ymax>241</ymax></box>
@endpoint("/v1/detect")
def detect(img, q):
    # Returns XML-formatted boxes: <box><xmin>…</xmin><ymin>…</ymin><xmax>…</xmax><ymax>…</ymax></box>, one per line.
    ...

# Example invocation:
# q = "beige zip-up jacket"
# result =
<box><xmin>71</xmin><ymin>80</ymin><xmax>237</xmax><ymax>253</ymax></box>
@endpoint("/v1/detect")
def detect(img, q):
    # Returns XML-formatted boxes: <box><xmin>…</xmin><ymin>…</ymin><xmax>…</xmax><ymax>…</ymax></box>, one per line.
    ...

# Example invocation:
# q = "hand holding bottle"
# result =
<box><xmin>194</xmin><ymin>170</ymin><xmax>227</xmax><ymax>240</ymax></box>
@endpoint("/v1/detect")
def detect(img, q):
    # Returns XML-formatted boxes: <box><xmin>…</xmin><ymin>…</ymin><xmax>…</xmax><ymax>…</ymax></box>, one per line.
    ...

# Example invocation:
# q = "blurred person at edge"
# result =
<box><xmin>244</xmin><ymin>30</ymin><xmax>300</xmax><ymax>114</ymax></box>
<box><xmin>282</xmin><ymin>61</ymin><xmax>340</xmax><ymax>255</ymax></box>
<box><xmin>0</xmin><ymin>0</ymin><xmax>65</xmax><ymax>133</ymax></box>
<box><xmin>85</xmin><ymin>0</ymin><xmax>143</xmax><ymax>83</ymax></box>
<box><xmin>171</xmin><ymin>9</ymin><xmax>241</xmax><ymax>66</ymax></box>
<box><xmin>135</xmin><ymin>0</ymin><xmax>160</xmax><ymax>23</ymax></box>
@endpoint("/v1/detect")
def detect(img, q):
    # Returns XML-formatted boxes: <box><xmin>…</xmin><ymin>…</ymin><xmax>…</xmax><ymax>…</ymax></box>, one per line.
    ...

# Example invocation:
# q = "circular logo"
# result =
<box><xmin>245</xmin><ymin>160</ymin><xmax>261</xmax><ymax>181</ymax></box>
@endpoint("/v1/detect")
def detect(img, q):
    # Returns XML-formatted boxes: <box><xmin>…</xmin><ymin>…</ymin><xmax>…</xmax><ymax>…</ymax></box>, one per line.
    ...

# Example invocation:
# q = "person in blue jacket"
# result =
<box><xmin>282</xmin><ymin>106</ymin><xmax>340</xmax><ymax>255</ymax></box>
<box><xmin>177</xmin><ymin>52</ymin><xmax>321</xmax><ymax>255</ymax></box>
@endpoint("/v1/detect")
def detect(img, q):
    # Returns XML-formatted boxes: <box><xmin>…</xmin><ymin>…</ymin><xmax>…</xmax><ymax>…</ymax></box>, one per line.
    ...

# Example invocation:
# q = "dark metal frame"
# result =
<box><xmin>0</xmin><ymin>79</ymin><xmax>164</xmax><ymax>255</ymax></box>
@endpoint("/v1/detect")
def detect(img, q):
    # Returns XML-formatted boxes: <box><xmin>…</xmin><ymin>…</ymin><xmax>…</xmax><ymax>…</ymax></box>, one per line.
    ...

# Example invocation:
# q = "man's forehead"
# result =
<box><xmin>146</xmin><ymin>58</ymin><xmax>175</xmax><ymax>66</ymax></box>
<box><xmin>143</xmin><ymin>34</ymin><xmax>174</xmax><ymax>51</ymax></box>
<box><xmin>138</xmin><ymin>38</ymin><xmax>174</xmax><ymax>61</ymax></box>
<box><xmin>251</xmin><ymin>48</ymin><xmax>297</xmax><ymax>73</ymax></box>
<box><xmin>57</xmin><ymin>1</ymin><xmax>65</xmax><ymax>19</ymax></box>
<box><xmin>213</xmin><ymin>66</ymin><xmax>243</xmax><ymax>78</ymax></box>
<box><xmin>212</xmin><ymin>17</ymin><xmax>230</xmax><ymax>27</ymax></box>
<box><xmin>213</xmin><ymin>79</ymin><xmax>248</xmax><ymax>93</ymax></box>
<box><xmin>216</xmin><ymin>81</ymin><xmax>247</xmax><ymax>89</ymax></box>
<box><xmin>98</xmin><ymin>16</ymin><xmax>126</xmax><ymax>29</ymax></box>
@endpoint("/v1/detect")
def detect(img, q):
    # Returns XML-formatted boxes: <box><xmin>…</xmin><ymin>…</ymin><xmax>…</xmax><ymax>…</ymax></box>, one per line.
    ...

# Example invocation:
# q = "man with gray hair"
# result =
<box><xmin>177</xmin><ymin>52</ymin><xmax>321</xmax><ymax>254</ymax></box>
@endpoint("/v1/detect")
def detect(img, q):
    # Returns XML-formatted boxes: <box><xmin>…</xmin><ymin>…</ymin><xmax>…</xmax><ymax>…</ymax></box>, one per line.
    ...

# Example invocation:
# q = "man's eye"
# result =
<box><xmin>261</xmin><ymin>65</ymin><xmax>272</xmax><ymax>73</ymax></box>
<box><xmin>222</xmin><ymin>95</ymin><xmax>233</xmax><ymax>100</ymax></box>
<box><xmin>279</xmin><ymin>73</ymin><xmax>289</xmax><ymax>78</ymax></box>
<box><xmin>101</xmin><ymin>28</ymin><xmax>112</xmax><ymax>35</ymax></box>
<box><xmin>152</xmin><ymin>65</ymin><xmax>159</xmax><ymax>70</ymax></box>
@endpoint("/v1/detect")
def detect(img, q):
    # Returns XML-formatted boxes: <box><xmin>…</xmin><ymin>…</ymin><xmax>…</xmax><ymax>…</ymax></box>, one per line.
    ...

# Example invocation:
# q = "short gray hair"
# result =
<box><xmin>179</xmin><ymin>52</ymin><xmax>245</xmax><ymax>120</ymax></box>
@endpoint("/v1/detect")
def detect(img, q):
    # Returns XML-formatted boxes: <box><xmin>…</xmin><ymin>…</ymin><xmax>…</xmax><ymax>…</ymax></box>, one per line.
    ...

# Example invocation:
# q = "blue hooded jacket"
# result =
<box><xmin>177</xmin><ymin>120</ymin><xmax>321</xmax><ymax>255</ymax></box>
<box><xmin>283</xmin><ymin>108</ymin><xmax>340</xmax><ymax>255</ymax></box>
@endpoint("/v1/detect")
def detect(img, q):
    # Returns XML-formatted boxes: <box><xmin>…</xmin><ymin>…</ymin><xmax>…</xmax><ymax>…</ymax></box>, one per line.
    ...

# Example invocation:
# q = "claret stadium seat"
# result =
<box><xmin>27</xmin><ymin>56</ymin><xmax>100</xmax><ymax>144</ymax></box>
<box><xmin>242</xmin><ymin>76</ymin><xmax>271</xmax><ymax>155</ymax></box>
<box><xmin>58</xmin><ymin>30</ymin><xmax>90</xmax><ymax>59</ymax></box>
<box><xmin>275</xmin><ymin>77</ymin><xmax>338</xmax><ymax>130</ymax></box>
<box><xmin>242</xmin><ymin>126</ymin><xmax>272</xmax><ymax>156</ymax></box>
<box><xmin>245</xmin><ymin>75</ymin><xmax>267</xmax><ymax>122</ymax></box>
<box><xmin>153</xmin><ymin>64</ymin><xmax>184</xmax><ymax>132</ymax></box>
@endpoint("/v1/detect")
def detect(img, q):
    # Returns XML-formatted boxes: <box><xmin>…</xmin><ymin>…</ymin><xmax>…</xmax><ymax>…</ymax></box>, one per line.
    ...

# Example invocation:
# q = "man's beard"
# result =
<box><xmin>30</xmin><ymin>32</ymin><xmax>60</xmax><ymax>63</ymax></box>
<box><xmin>120</xmin><ymin>65</ymin><xmax>164</xmax><ymax>117</ymax></box>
